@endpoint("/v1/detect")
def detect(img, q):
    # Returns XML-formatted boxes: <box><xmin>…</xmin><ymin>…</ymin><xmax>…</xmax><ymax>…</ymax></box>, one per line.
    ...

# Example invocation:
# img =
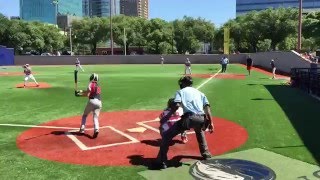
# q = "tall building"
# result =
<box><xmin>20</xmin><ymin>0</ymin><xmax>82</xmax><ymax>24</ymax></box>
<box><xmin>236</xmin><ymin>0</ymin><xmax>320</xmax><ymax>16</ymax></box>
<box><xmin>83</xmin><ymin>0</ymin><xmax>120</xmax><ymax>17</ymax></box>
<box><xmin>120</xmin><ymin>0</ymin><xmax>149</xmax><ymax>19</ymax></box>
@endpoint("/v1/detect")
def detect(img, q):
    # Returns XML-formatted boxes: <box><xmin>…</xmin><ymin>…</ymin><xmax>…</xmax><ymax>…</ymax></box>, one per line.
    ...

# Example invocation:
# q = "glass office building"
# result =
<box><xmin>236</xmin><ymin>0</ymin><xmax>320</xmax><ymax>16</ymax></box>
<box><xmin>20</xmin><ymin>0</ymin><xmax>82</xmax><ymax>24</ymax></box>
<box><xmin>84</xmin><ymin>0</ymin><xmax>120</xmax><ymax>17</ymax></box>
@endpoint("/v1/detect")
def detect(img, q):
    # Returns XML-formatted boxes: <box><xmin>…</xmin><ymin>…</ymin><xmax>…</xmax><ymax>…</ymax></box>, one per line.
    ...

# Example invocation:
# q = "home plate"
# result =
<box><xmin>127</xmin><ymin>127</ymin><xmax>147</xmax><ymax>133</ymax></box>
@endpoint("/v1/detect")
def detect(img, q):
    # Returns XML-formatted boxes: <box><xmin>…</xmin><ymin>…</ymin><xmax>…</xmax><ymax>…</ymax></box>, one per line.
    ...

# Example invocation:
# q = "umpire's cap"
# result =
<box><xmin>179</xmin><ymin>76</ymin><xmax>193</xmax><ymax>88</ymax></box>
<box><xmin>90</xmin><ymin>73</ymin><xmax>99</xmax><ymax>82</ymax></box>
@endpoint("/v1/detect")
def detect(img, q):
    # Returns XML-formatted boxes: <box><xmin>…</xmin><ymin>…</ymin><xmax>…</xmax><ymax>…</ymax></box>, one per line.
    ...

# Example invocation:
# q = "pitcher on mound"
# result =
<box><xmin>23</xmin><ymin>64</ymin><xmax>39</xmax><ymax>88</ymax></box>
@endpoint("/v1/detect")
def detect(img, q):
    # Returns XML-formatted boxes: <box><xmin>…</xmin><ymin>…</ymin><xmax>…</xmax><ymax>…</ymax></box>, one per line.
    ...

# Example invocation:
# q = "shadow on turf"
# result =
<box><xmin>51</xmin><ymin>131</ymin><xmax>95</xmax><ymax>139</ymax></box>
<box><xmin>265</xmin><ymin>85</ymin><xmax>320</xmax><ymax>164</ymax></box>
<box><xmin>251</xmin><ymin>98</ymin><xmax>274</xmax><ymax>101</ymax></box>
<box><xmin>247</xmin><ymin>83</ymin><xmax>261</xmax><ymax>86</ymax></box>
<box><xmin>208</xmin><ymin>68</ymin><xmax>219</xmax><ymax>71</ymax></box>
<box><xmin>141</xmin><ymin>139</ymin><xmax>184</xmax><ymax>147</ymax></box>
<box><xmin>127</xmin><ymin>155</ymin><xmax>201</xmax><ymax>170</ymax></box>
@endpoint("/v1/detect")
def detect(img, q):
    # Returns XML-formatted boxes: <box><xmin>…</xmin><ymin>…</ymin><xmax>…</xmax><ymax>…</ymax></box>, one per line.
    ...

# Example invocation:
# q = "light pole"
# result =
<box><xmin>69</xmin><ymin>27</ymin><xmax>73</xmax><ymax>55</ymax></box>
<box><xmin>110</xmin><ymin>0</ymin><xmax>114</xmax><ymax>55</ymax></box>
<box><xmin>52</xmin><ymin>0</ymin><xmax>59</xmax><ymax>25</ymax></box>
<box><xmin>298</xmin><ymin>0</ymin><xmax>303</xmax><ymax>52</ymax></box>
<box><xmin>171</xmin><ymin>24</ymin><xmax>174</xmax><ymax>54</ymax></box>
<box><xmin>124</xmin><ymin>28</ymin><xmax>127</xmax><ymax>56</ymax></box>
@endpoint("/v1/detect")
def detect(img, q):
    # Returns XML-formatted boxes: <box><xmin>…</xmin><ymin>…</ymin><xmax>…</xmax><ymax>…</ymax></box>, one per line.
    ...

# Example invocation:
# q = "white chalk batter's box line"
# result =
<box><xmin>65</xmin><ymin>126</ymin><xmax>140</xmax><ymax>151</ymax></box>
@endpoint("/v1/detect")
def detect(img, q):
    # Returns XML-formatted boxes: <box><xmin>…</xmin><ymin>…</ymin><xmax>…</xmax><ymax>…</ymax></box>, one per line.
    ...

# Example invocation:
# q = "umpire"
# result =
<box><xmin>157</xmin><ymin>76</ymin><xmax>214</xmax><ymax>169</ymax></box>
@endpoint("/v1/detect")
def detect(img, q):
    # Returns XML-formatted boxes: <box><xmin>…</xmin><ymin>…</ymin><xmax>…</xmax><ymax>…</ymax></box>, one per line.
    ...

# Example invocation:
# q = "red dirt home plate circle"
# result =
<box><xmin>15</xmin><ymin>82</ymin><xmax>51</xmax><ymax>89</ymax></box>
<box><xmin>17</xmin><ymin>111</ymin><xmax>248</xmax><ymax>166</ymax></box>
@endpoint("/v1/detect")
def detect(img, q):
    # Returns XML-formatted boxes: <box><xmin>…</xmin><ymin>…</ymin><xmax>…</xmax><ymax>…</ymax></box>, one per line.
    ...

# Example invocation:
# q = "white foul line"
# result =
<box><xmin>196</xmin><ymin>69</ymin><xmax>221</xmax><ymax>90</ymax></box>
<box><xmin>0</xmin><ymin>123</ymin><xmax>79</xmax><ymax>130</ymax></box>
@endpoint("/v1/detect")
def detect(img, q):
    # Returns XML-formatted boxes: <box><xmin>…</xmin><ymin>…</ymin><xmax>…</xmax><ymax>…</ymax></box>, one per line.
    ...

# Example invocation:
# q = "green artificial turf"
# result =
<box><xmin>0</xmin><ymin>64</ymin><xmax>319</xmax><ymax>179</ymax></box>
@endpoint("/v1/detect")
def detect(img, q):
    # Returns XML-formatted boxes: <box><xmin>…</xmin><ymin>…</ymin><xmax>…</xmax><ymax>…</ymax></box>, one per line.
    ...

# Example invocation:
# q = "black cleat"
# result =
<box><xmin>202</xmin><ymin>152</ymin><xmax>212</xmax><ymax>160</ymax></box>
<box><xmin>93</xmin><ymin>130</ymin><xmax>99</xmax><ymax>139</ymax></box>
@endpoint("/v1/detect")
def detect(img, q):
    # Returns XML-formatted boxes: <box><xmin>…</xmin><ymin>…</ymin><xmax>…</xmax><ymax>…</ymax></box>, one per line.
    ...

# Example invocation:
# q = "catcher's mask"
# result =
<box><xmin>178</xmin><ymin>76</ymin><xmax>193</xmax><ymax>89</ymax></box>
<box><xmin>90</xmin><ymin>73</ymin><xmax>99</xmax><ymax>82</ymax></box>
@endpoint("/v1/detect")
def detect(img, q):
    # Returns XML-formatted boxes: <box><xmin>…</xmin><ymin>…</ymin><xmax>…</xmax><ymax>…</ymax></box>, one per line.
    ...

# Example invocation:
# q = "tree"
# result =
<box><xmin>257</xmin><ymin>39</ymin><xmax>272</xmax><ymax>52</ymax></box>
<box><xmin>38</xmin><ymin>24</ymin><xmax>65</xmax><ymax>53</ymax></box>
<box><xmin>145</xmin><ymin>18</ymin><xmax>173</xmax><ymax>54</ymax></box>
<box><xmin>0</xmin><ymin>13</ymin><xmax>10</xmax><ymax>46</ymax></box>
<box><xmin>72</xmin><ymin>17</ymin><xmax>109</xmax><ymax>54</ymax></box>
<box><xmin>258</xmin><ymin>8</ymin><xmax>298</xmax><ymax>50</ymax></box>
<box><xmin>303</xmin><ymin>11</ymin><xmax>320</xmax><ymax>48</ymax></box>
<box><xmin>241</xmin><ymin>11</ymin><xmax>264</xmax><ymax>52</ymax></box>
<box><xmin>112</xmin><ymin>16</ymin><xmax>149</xmax><ymax>54</ymax></box>
<box><xmin>277</xmin><ymin>35</ymin><xmax>297</xmax><ymax>51</ymax></box>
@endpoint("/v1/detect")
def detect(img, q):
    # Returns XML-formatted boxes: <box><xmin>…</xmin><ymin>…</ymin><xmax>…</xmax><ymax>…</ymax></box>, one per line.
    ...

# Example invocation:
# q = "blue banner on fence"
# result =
<box><xmin>0</xmin><ymin>46</ymin><xmax>14</xmax><ymax>66</ymax></box>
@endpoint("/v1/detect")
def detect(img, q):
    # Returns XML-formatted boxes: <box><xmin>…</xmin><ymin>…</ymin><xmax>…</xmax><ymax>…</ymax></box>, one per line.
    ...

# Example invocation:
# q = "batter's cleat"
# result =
<box><xmin>181</xmin><ymin>136</ymin><xmax>188</xmax><ymax>144</ymax></box>
<box><xmin>93</xmin><ymin>130</ymin><xmax>99</xmax><ymax>139</ymax></box>
<box><xmin>202</xmin><ymin>152</ymin><xmax>212</xmax><ymax>160</ymax></box>
<box><xmin>36</xmin><ymin>84</ymin><xmax>40</xmax><ymax>87</ymax></box>
<box><xmin>79</xmin><ymin>128</ymin><xmax>85</xmax><ymax>134</ymax></box>
<box><xmin>162</xmin><ymin>162</ymin><xmax>168</xmax><ymax>169</ymax></box>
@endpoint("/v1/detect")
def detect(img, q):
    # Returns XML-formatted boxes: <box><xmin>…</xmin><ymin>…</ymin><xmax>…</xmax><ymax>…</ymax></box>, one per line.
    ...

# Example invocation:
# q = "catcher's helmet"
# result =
<box><xmin>178</xmin><ymin>76</ymin><xmax>193</xmax><ymax>89</ymax></box>
<box><xmin>89</xmin><ymin>73</ymin><xmax>99</xmax><ymax>82</ymax></box>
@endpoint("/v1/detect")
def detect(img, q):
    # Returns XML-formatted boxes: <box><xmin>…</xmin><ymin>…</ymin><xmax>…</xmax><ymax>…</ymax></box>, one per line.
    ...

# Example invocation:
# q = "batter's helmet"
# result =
<box><xmin>89</xmin><ymin>73</ymin><xmax>99</xmax><ymax>82</ymax></box>
<box><xmin>178</xmin><ymin>76</ymin><xmax>193</xmax><ymax>89</ymax></box>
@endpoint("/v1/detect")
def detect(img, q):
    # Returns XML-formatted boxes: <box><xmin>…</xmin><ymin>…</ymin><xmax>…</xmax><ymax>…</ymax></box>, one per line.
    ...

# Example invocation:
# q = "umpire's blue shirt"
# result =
<box><xmin>174</xmin><ymin>87</ymin><xmax>210</xmax><ymax>115</ymax></box>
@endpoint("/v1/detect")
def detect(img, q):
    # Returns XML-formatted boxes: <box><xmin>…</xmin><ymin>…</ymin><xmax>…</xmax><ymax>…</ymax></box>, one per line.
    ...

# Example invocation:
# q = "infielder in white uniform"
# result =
<box><xmin>185</xmin><ymin>58</ymin><xmax>192</xmax><ymax>75</ymax></box>
<box><xmin>23</xmin><ymin>64</ymin><xmax>39</xmax><ymax>88</ymax></box>
<box><xmin>75</xmin><ymin>58</ymin><xmax>84</xmax><ymax>72</ymax></box>
<box><xmin>160</xmin><ymin>56</ymin><xmax>164</xmax><ymax>65</ymax></box>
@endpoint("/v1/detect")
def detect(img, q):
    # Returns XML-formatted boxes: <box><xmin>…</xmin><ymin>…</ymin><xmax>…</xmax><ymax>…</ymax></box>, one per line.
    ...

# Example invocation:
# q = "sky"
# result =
<box><xmin>0</xmin><ymin>0</ymin><xmax>236</xmax><ymax>26</ymax></box>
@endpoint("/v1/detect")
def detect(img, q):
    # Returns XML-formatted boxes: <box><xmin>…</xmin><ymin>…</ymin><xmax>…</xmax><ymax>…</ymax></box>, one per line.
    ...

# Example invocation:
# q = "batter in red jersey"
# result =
<box><xmin>22</xmin><ymin>64</ymin><xmax>39</xmax><ymax>88</ymax></box>
<box><xmin>76</xmin><ymin>73</ymin><xmax>102</xmax><ymax>138</ymax></box>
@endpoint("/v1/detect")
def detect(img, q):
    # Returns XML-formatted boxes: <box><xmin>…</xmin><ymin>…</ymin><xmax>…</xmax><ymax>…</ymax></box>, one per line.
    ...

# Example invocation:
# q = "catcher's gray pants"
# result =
<box><xmin>81</xmin><ymin>98</ymin><xmax>102</xmax><ymax>131</ymax></box>
<box><xmin>157</xmin><ymin>114</ymin><xmax>209</xmax><ymax>162</ymax></box>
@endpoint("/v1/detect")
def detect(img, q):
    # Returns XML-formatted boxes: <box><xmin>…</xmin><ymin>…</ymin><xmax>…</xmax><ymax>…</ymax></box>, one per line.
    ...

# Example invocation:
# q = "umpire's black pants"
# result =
<box><xmin>157</xmin><ymin>114</ymin><xmax>209</xmax><ymax>163</ymax></box>
<box><xmin>221</xmin><ymin>64</ymin><xmax>227</xmax><ymax>73</ymax></box>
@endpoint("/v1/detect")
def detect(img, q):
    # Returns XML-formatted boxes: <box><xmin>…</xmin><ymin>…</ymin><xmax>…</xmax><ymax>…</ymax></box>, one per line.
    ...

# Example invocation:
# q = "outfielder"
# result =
<box><xmin>160</xmin><ymin>56</ymin><xmax>164</xmax><ymax>65</ymax></box>
<box><xmin>270</xmin><ymin>59</ymin><xmax>276</xmax><ymax>79</ymax></box>
<box><xmin>185</xmin><ymin>58</ymin><xmax>192</xmax><ymax>75</ymax></box>
<box><xmin>22</xmin><ymin>64</ymin><xmax>39</xmax><ymax>88</ymax></box>
<box><xmin>75</xmin><ymin>58</ymin><xmax>84</xmax><ymax>72</ymax></box>
<box><xmin>76</xmin><ymin>73</ymin><xmax>102</xmax><ymax>138</ymax></box>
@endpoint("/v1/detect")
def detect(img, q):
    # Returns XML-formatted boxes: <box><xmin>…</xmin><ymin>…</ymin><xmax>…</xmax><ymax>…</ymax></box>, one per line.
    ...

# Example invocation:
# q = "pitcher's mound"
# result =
<box><xmin>16</xmin><ymin>82</ymin><xmax>51</xmax><ymax>89</ymax></box>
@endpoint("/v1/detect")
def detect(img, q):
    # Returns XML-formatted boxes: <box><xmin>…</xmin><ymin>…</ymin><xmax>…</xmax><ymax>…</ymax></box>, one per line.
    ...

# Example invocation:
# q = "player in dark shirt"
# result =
<box><xmin>246</xmin><ymin>56</ymin><xmax>253</xmax><ymax>75</ymax></box>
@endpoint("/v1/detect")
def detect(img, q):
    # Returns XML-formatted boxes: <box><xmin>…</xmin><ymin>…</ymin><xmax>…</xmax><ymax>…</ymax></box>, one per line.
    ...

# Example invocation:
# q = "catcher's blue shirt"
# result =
<box><xmin>174</xmin><ymin>87</ymin><xmax>209</xmax><ymax>115</ymax></box>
